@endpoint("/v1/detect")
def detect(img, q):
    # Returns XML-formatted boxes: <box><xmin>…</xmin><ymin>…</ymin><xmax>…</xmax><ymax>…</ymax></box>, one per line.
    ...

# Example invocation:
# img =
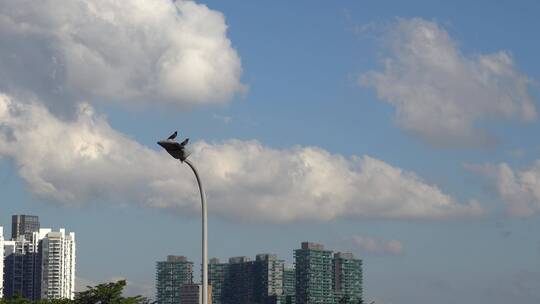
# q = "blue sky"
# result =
<box><xmin>1</xmin><ymin>1</ymin><xmax>540</xmax><ymax>303</ymax></box>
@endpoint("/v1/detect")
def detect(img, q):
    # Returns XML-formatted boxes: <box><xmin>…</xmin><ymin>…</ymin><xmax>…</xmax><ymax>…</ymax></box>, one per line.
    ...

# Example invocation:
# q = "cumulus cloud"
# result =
<box><xmin>0</xmin><ymin>0</ymin><xmax>244</xmax><ymax>115</ymax></box>
<box><xmin>0</xmin><ymin>94</ymin><xmax>482</xmax><ymax>222</ymax></box>
<box><xmin>341</xmin><ymin>235</ymin><xmax>403</xmax><ymax>256</ymax></box>
<box><xmin>467</xmin><ymin>161</ymin><xmax>540</xmax><ymax>217</ymax></box>
<box><xmin>360</xmin><ymin>18</ymin><xmax>537</xmax><ymax>147</ymax></box>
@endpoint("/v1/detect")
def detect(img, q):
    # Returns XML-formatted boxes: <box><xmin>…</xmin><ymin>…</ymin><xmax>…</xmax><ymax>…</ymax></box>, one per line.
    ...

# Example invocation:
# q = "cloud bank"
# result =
<box><xmin>0</xmin><ymin>94</ymin><xmax>482</xmax><ymax>222</ymax></box>
<box><xmin>0</xmin><ymin>0</ymin><xmax>244</xmax><ymax>114</ymax></box>
<box><xmin>361</xmin><ymin>18</ymin><xmax>537</xmax><ymax>147</ymax></box>
<box><xmin>467</xmin><ymin>161</ymin><xmax>540</xmax><ymax>217</ymax></box>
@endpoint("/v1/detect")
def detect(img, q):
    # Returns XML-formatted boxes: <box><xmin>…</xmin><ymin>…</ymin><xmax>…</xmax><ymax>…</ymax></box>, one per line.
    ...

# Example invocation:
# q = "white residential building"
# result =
<box><xmin>40</xmin><ymin>229</ymin><xmax>76</xmax><ymax>300</ymax></box>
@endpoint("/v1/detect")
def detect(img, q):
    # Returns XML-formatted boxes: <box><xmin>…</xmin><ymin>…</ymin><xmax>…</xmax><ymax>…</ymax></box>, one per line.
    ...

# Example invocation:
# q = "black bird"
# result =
<box><xmin>180</xmin><ymin>138</ymin><xmax>189</xmax><ymax>146</ymax></box>
<box><xmin>168</xmin><ymin>131</ymin><xmax>178</xmax><ymax>140</ymax></box>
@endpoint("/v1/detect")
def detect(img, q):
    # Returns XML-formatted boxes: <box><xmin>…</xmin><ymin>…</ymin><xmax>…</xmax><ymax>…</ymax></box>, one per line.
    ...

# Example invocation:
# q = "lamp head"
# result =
<box><xmin>157</xmin><ymin>139</ymin><xmax>191</xmax><ymax>162</ymax></box>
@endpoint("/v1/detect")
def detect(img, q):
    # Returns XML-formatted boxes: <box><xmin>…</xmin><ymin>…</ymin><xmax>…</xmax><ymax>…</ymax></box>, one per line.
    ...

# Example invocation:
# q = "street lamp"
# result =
<box><xmin>158</xmin><ymin>133</ymin><xmax>208</xmax><ymax>304</ymax></box>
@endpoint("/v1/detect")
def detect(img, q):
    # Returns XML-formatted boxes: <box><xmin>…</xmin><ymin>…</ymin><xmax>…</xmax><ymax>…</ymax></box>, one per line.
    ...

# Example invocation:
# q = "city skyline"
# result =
<box><xmin>1</xmin><ymin>1</ymin><xmax>540</xmax><ymax>303</ymax></box>
<box><xmin>156</xmin><ymin>242</ymin><xmax>362</xmax><ymax>304</ymax></box>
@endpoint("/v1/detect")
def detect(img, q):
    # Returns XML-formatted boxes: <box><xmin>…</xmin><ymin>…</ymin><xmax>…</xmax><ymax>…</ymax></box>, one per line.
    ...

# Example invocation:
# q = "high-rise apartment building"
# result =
<box><xmin>180</xmin><ymin>284</ymin><xmax>212</xmax><ymax>304</ymax></box>
<box><xmin>40</xmin><ymin>229</ymin><xmax>76</xmax><ymax>300</ymax></box>
<box><xmin>156</xmin><ymin>255</ymin><xmax>194</xmax><ymax>304</ymax></box>
<box><xmin>3</xmin><ymin>230</ymin><xmax>44</xmax><ymax>301</ymax></box>
<box><xmin>283</xmin><ymin>266</ymin><xmax>296</xmax><ymax>304</ymax></box>
<box><xmin>208</xmin><ymin>258</ymin><xmax>229</xmax><ymax>304</ymax></box>
<box><xmin>209</xmin><ymin>254</ymin><xmax>288</xmax><ymax>304</ymax></box>
<box><xmin>295</xmin><ymin>242</ymin><xmax>335</xmax><ymax>304</ymax></box>
<box><xmin>223</xmin><ymin>256</ymin><xmax>254</xmax><ymax>304</ymax></box>
<box><xmin>11</xmin><ymin>215</ymin><xmax>40</xmax><ymax>241</ymax></box>
<box><xmin>333</xmin><ymin>253</ymin><xmax>362</xmax><ymax>304</ymax></box>
<box><xmin>253</xmin><ymin>254</ymin><xmax>284</xmax><ymax>304</ymax></box>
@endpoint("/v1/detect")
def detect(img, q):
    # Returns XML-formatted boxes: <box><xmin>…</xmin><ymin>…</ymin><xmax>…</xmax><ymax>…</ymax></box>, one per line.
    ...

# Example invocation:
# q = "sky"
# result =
<box><xmin>1</xmin><ymin>0</ymin><xmax>540</xmax><ymax>303</ymax></box>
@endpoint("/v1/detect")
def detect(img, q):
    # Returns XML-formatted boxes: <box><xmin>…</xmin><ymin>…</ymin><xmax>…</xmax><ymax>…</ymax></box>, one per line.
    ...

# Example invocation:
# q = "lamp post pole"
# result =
<box><xmin>184</xmin><ymin>159</ymin><xmax>208</xmax><ymax>304</ymax></box>
<box><xmin>157</xmin><ymin>134</ymin><xmax>208</xmax><ymax>304</ymax></box>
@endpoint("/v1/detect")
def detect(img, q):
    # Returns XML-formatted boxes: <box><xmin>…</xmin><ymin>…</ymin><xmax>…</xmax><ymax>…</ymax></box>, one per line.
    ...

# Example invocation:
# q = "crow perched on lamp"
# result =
<box><xmin>168</xmin><ymin>131</ymin><xmax>177</xmax><ymax>140</ymax></box>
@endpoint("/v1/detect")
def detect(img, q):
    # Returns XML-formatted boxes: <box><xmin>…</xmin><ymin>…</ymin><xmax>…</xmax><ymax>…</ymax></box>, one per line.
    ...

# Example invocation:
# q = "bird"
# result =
<box><xmin>168</xmin><ymin>131</ymin><xmax>178</xmax><ymax>140</ymax></box>
<box><xmin>180</xmin><ymin>138</ymin><xmax>189</xmax><ymax>146</ymax></box>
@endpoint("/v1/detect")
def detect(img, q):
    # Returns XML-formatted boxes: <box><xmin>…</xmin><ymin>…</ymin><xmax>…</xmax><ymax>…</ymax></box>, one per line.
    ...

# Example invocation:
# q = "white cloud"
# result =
<box><xmin>341</xmin><ymin>235</ymin><xmax>404</xmax><ymax>256</ymax></box>
<box><xmin>0</xmin><ymin>94</ymin><xmax>482</xmax><ymax>222</ymax></box>
<box><xmin>0</xmin><ymin>0</ymin><xmax>244</xmax><ymax>114</ymax></box>
<box><xmin>360</xmin><ymin>18</ymin><xmax>537</xmax><ymax>147</ymax></box>
<box><xmin>467</xmin><ymin>161</ymin><xmax>540</xmax><ymax>217</ymax></box>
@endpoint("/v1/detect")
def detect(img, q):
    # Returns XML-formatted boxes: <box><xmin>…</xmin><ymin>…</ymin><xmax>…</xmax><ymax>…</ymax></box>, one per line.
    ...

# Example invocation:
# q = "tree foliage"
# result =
<box><xmin>1</xmin><ymin>280</ymin><xmax>152</xmax><ymax>304</ymax></box>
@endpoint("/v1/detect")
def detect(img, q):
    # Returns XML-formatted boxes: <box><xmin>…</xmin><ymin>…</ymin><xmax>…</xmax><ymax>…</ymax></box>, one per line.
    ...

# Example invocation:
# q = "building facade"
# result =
<box><xmin>156</xmin><ymin>255</ymin><xmax>194</xmax><ymax>304</ymax></box>
<box><xmin>208</xmin><ymin>258</ymin><xmax>229</xmax><ymax>304</ymax></box>
<box><xmin>223</xmin><ymin>256</ymin><xmax>254</xmax><ymax>304</ymax></box>
<box><xmin>283</xmin><ymin>266</ymin><xmax>295</xmax><ymax>304</ymax></box>
<box><xmin>40</xmin><ymin>229</ymin><xmax>76</xmax><ymax>300</ymax></box>
<box><xmin>11</xmin><ymin>215</ymin><xmax>40</xmax><ymax>241</ymax></box>
<box><xmin>6</xmin><ymin>213</ymin><xmax>42</xmax><ymax>300</ymax></box>
<box><xmin>3</xmin><ymin>231</ymin><xmax>44</xmax><ymax>301</ymax></box>
<box><xmin>295</xmin><ymin>242</ymin><xmax>335</xmax><ymax>304</ymax></box>
<box><xmin>333</xmin><ymin>253</ymin><xmax>362</xmax><ymax>304</ymax></box>
<box><xmin>209</xmin><ymin>254</ymin><xmax>289</xmax><ymax>304</ymax></box>
<box><xmin>180</xmin><ymin>284</ymin><xmax>212</xmax><ymax>304</ymax></box>
<box><xmin>253</xmin><ymin>254</ymin><xmax>285</xmax><ymax>304</ymax></box>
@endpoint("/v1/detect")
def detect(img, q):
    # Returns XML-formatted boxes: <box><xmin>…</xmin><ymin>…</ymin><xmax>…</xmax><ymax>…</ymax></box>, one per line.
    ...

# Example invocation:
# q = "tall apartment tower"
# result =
<box><xmin>223</xmin><ymin>256</ymin><xmax>254</xmax><ymax>304</ymax></box>
<box><xmin>295</xmin><ymin>242</ymin><xmax>334</xmax><ymax>304</ymax></box>
<box><xmin>0</xmin><ymin>227</ymin><xmax>4</xmax><ymax>299</ymax></box>
<box><xmin>333</xmin><ymin>252</ymin><xmax>363</xmax><ymax>304</ymax></box>
<box><xmin>283</xmin><ymin>266</ymin><xmax>296</xmax><ymax>304</ymax></box>
<box><xmin>156</xmin><ymin>255</ymin><xmax>194</xmax><ymax>304</ymax></box>
<box><xmin>11</xmin><ymin>215</ymin><xmax>40</xmax><ymax>241</ymax></box>
<box><xmin>3</xmin><ymin>230</ymin><xmax>44</xmax><ymax>301</ymax></box>
<box><xmin>253</xmin><ymin>254</ymin><xmax>285</xmax><ymax>304</ymax></box>
<box><xmin>208</xmin><ymin>258</ymin><xmax>229</xmax><ymax>304</ymax></box>
<box><xmin>180</xmin><ymin>284</ymin><xmax>213</xmax><ymax>304</ymax></box>
<box><xmin>40</xmin><ymin>229</ymin><xmax>76</xmax><ymax>300</ymax></box>
<box><xmin>210</xmin><ymin>254</ymin><xmax>287</xmax><ymax>304</ymax></box>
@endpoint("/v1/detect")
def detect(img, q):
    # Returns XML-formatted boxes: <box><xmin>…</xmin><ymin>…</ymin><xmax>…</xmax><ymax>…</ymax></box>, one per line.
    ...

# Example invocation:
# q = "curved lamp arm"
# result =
<box><xmin>184</xmin><ymin>159</ymin><xmax>208</xmax><ymax>304</ymax></box>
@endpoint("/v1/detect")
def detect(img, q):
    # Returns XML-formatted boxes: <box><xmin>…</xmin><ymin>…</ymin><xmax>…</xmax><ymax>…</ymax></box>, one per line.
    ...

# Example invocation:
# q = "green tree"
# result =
<box><xmin>0</xmin><ymin>293</ymin><xmax>32</xmax><ymax>304</ymax></box>
<box><xmin>73</xmin><ymin>280</ymin><xmax>151</xmax><ymax>304</ymax></box>
<box><xmin>1</xmin><ymin>280</ymin><xmax>151</xmax><ymax>304</ymax></box>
